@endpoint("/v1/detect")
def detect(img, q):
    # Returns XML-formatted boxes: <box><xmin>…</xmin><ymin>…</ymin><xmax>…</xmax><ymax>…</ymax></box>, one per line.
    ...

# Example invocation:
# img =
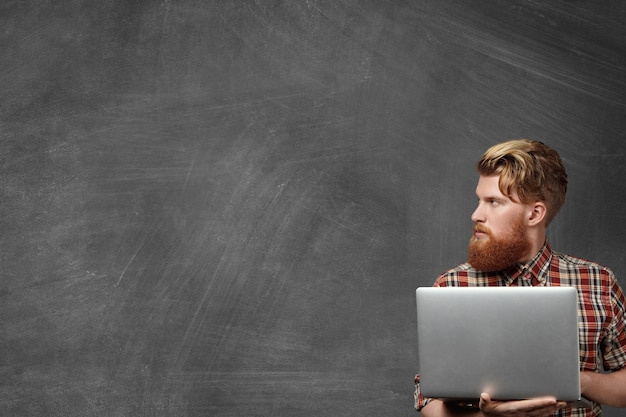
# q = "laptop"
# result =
<box><xmin>415</xmin><ymin>286</ymin><xmax>591</xmax><ymax>408</ymax></box>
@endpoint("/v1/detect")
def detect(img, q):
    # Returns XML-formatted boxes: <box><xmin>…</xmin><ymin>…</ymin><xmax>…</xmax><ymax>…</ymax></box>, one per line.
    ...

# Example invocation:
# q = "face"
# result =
<box><xmin>467</xmin><ymin>175</ymin><xmax>532</xmax><ymax>271</ymax></box>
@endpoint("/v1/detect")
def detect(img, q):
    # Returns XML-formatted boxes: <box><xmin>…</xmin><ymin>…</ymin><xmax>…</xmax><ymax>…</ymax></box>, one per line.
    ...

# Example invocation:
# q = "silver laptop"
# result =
<box><xmin>416</xmin><ymin>286</ymin><xmax>590</xmax><ymax>407</ymax></box>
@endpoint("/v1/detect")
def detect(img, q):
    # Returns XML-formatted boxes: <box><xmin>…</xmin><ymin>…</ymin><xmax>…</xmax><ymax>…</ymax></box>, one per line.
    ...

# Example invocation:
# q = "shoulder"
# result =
<box><xmin>551</xmin><ymin>251</ymin><xmax>615</xmax><ymax>276</ymax></box>
<box><xmin>437</xmin><ymin>262</ymin><xmax>472</xmax><ymax>280</ymax></box>
<box><xmin>549</xmin><ymin>251</ymin><xmax>622</xmax><ymax>298</ymax></box>
<box><xmin>434</xmin><ymin>263</ymin><xmax>495</xmax><ymax>287</ymax></box>
<box><xmin>442</xmin><ymin>262</ymin><xmax>473</xmax><ymax>274</ymax></box>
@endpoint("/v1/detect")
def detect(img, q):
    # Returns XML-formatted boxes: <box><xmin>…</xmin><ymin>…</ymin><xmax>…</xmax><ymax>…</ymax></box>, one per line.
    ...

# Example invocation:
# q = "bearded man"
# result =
<box><xmin>415</xmin><ymin>140</ymin><xmax>626</xmax><ymax>417</ymax></box>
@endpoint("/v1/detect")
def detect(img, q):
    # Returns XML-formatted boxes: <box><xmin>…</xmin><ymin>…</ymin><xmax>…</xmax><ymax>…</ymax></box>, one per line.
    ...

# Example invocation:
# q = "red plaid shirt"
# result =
<box><xmin>414</xmin><ymin>242</ymin><xmax>626</xmax><ymax>417</ymax></box>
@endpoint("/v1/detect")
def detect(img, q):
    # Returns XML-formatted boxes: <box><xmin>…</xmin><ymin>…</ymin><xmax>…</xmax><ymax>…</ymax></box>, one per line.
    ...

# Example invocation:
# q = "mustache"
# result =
<box><xmin>473</xmin><ymin>224</ymin><xmax>491</xmax><ymax>235</ymax></box>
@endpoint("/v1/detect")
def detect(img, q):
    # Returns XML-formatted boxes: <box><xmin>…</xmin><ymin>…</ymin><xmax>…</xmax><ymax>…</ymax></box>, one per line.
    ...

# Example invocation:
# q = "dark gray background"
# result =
<box><xmin>1</xmin><ymin>1</ymin><xmax>625</xmax><ymax>416</ymax></box>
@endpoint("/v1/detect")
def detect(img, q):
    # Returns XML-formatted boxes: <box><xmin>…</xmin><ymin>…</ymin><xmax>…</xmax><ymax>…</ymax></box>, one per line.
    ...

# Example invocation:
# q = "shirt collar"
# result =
<box><xmin>503</xmin><ymin>241</ymin><xmax>552</xmax><ymax>286</ymax></box>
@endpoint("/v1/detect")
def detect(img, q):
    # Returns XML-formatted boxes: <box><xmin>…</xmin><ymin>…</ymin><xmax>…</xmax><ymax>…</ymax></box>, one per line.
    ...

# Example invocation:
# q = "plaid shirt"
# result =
<box><xmin>414</xmin><ymin>242</ymin><xmax>626</xmax><ymax>417</ymax></box>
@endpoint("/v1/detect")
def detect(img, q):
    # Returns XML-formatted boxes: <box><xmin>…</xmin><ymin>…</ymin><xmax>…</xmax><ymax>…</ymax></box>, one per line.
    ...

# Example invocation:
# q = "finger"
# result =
<box><xmin>480</xmin><ymin>393</ymin><xmax>561</xmax><ymax>415</ymax></box>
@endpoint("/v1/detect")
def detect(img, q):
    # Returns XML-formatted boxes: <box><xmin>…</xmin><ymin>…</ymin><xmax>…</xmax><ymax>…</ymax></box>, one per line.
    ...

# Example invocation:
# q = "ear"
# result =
<box><xmin>527</xmin><ymin>201</ymin><xmax>547</xmax><ymax>227</ymax></box>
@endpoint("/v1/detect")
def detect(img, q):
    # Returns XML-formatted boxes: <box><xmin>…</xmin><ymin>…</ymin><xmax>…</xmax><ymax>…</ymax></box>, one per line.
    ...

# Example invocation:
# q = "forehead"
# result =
<box><xmin>475</xmin><ymin>175</ymin><xmax>516</xmax><ymax>200</ymax></box>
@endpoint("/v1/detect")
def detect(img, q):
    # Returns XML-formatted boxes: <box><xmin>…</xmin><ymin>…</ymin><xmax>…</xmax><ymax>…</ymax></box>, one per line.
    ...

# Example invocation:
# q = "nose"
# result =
<box><xmin>471</xmin><ymin>202</ymin><xmax>485</xmax><ymax>223</ymax></box>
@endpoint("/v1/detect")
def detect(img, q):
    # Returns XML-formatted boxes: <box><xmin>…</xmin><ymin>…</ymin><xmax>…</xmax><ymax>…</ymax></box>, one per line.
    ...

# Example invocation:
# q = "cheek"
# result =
<box><xmin>490</xmin><ymin>226</ymin><xmax>505</xmax><ymax>239</ymax></box>
<box><xmin>487</xmin><ymin>217</ymin><xmax>505</xmax><ymax>234</ymax></box>
<box><xmin>489</xmin><ymin>218</ymin><xmax>514</xmax><ymax>238</ymax></box>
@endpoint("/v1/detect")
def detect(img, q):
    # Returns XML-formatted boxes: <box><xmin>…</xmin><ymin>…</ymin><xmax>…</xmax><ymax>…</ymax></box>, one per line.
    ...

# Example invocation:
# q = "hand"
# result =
<box><xmin>479</xmin><ymin>393</ymin><xmax>567</xmax><ymax>417</ymax></box>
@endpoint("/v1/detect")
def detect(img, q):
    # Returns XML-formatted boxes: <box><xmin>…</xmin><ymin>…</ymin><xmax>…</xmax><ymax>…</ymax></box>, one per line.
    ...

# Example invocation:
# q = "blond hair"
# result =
<box><xmin>477</xmin><ymin>139</ymin><xmax>568</xmax><ymax>225</ymax></box>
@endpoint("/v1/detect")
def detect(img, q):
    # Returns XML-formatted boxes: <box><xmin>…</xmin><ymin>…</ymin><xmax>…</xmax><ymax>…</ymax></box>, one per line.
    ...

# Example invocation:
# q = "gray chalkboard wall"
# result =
<box><xmin>2</xmin><ymin>1</ymin><xmax>625</xmax><ymax>416</ymax></box>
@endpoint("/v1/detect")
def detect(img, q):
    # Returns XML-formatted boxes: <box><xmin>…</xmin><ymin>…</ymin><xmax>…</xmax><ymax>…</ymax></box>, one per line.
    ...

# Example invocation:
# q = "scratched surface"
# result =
<box><xmin>1</xmin><ymin>1</ymin><xmax>625</xmax><ymax>416</ymax></box>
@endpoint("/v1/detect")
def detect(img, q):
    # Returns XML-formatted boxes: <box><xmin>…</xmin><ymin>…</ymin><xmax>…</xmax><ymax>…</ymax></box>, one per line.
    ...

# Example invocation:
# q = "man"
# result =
<box><xmin>414</xmin><ymin>140</ymin><xmax>626</xmax><ymax>417</ymax></box>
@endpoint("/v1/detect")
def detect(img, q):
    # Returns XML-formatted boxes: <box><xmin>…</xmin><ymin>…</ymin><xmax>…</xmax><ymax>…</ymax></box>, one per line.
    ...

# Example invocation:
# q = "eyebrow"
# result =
<box><xmin>476</xmin><ymin>194</ymin><xmax>507</xmax><ymax>202</ymax></box>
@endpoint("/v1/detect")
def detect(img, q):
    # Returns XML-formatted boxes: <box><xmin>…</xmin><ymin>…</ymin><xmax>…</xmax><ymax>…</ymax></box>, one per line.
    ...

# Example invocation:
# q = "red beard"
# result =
<box><xmin>467</xmin><ymin>216</ymin><xmax>531</xmax><ymax>272</ymax></box>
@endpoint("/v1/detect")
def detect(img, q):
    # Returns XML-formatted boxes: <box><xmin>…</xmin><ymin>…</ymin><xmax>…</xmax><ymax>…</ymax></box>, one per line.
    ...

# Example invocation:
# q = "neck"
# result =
<box><xmin>520</xmin><ymin>227</ymin><xmax>546</xmax><ymax>264</ymax></box>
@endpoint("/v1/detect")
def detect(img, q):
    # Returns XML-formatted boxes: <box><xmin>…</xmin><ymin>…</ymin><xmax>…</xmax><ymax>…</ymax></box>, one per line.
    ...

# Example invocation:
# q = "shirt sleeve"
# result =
<box><xmin>414</xmin><ymin>374</ymin><xmax>432</xmax><ymax>411</ymax></box>
<box><xmin>602</xmin><ymin>271</ymin><xmax>626</xmax><ymax>371</ymax></box>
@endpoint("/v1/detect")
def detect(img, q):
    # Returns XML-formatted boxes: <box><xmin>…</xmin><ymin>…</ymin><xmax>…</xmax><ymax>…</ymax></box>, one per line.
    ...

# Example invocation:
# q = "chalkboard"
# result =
<box><xmin>1</xmin><ymin>1</ymin><xmax>625</xmax><ymax>416</ymax></box>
